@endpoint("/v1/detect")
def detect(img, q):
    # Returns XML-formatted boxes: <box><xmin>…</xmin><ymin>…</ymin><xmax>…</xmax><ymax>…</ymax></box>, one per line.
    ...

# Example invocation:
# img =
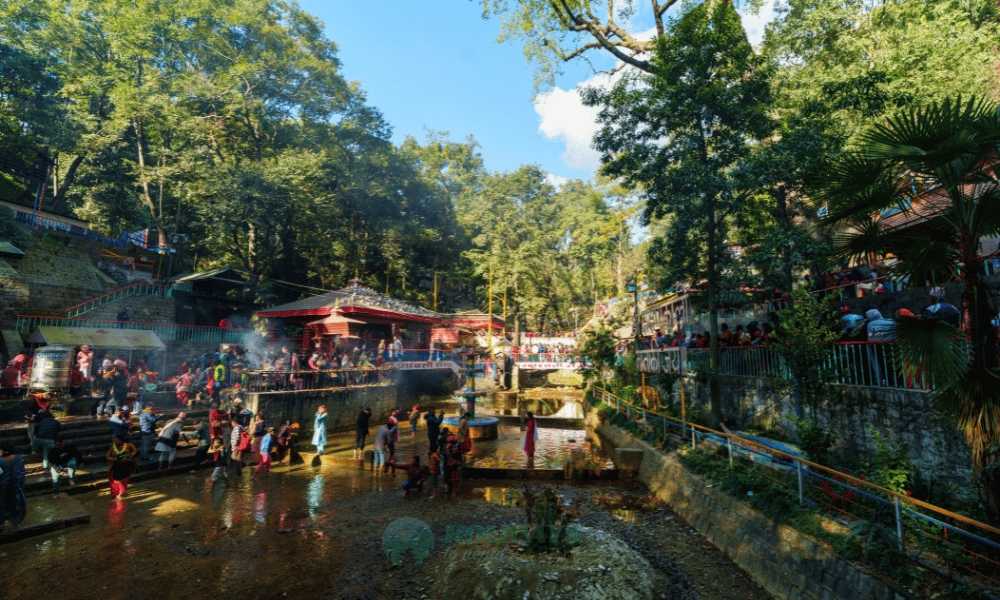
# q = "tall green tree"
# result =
<box><xmin>584</xmin><ymin>1</ymin><xmax>770</xmax><ymax>423</ymax></box>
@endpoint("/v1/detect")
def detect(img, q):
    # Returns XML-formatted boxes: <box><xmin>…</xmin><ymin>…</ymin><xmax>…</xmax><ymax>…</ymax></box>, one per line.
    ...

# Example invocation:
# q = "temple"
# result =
<box><xmin>255</xmin><ymin>279</ymin><xmax>503</xmax><ymax>352</ymax></box>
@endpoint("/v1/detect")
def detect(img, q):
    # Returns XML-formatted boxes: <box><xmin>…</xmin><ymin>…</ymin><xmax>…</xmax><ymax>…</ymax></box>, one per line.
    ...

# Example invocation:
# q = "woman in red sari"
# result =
<box><xmin>523</xmin><ymin>411</ymin><xmax>538</xmax><ymax>467</ymax></box>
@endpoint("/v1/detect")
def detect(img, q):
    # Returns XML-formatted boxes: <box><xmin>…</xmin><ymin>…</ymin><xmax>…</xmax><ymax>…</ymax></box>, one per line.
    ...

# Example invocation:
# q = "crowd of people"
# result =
<box><xmin>511</xmin><ymin>342</ymin><xmax>578</xmax><ymax>360</ymax></box>
<box><xmin>347</xmin><ymin>404</ymin><xmax>482</xmax><ymax>499</ymax></box>
<box><xmin>638</xmin><ymin>284</ymin><xmax>969</xmax><ymax>353</ymax></box>
<box><xmin>640</xmin><ymin>320</ymin><xmax>778</xmax><ymax>351</ymax></box>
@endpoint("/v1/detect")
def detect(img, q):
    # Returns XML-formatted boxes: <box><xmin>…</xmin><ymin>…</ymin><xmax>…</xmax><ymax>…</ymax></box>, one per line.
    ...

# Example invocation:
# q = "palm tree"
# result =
<box><xmin>822</xmin><ymin>97</ymin><xmax>1000</xmax><ymax>522</ymax></box>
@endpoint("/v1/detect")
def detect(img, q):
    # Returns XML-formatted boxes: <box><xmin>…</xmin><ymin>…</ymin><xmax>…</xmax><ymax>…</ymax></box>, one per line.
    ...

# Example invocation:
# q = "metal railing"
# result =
<box><xmin>593</xmin><ymin>386</ymin><xmax>1000</xmax><ymax>593</ymax></box>
<box><xmin>61</xmin><ymin>280</ymin><xmax>168</xmax><ymax>318</ymax></box>
<box><xmin>242</xmin><ymin>368</ymin><xmax>392</xmax><ymax>393</ymax></box>
<box><xmin>637</xmin><ymin>342</ymin><xmax>933</xmax><ymax>392</ymax></box>
<box><xmin>14</xmin><ymin>315</ymin><xmax>249</xmax><ymax>346</ymax></box>
<box><xmin>509</xmin><ymin>352</ymin><xmax>589</xmax><ymax>370</ymax></box>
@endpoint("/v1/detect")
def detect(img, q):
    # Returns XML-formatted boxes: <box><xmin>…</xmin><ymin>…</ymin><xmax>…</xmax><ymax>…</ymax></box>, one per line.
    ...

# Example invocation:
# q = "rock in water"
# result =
<box><xmin>382</xmin><ymin>517</ymin><xmax>434</xmax><ymax>568</ymax></box>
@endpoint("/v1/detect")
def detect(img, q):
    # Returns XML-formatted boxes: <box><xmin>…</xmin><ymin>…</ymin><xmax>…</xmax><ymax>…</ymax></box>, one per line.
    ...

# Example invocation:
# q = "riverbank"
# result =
<box><xmin>0</xmin><ymin>448</ymin><xmax>771</xmax><ymax>600</ymax></box>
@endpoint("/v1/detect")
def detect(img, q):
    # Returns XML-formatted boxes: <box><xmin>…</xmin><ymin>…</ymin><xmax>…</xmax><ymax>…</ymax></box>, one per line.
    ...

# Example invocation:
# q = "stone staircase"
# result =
<box><xmin>0</xmin><ymin>407</ymin><xmax>208</xmax><ymax>494</ymax></box>
<box><xmin>61</xmin><ymin>280</ymin><xmax>171</xmax><ymax>320</ymax></box>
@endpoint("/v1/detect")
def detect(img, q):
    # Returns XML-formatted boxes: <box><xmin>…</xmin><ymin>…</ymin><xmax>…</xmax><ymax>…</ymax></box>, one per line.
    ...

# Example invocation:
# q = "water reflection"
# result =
<box><xmin>466</xmin><ymin>425</ymin><xmax>612</xmax><ymax>470</ymax></box>
<box><xmin>307</xmin><ymin>474</ymin><xmax>324</xmax><ymax>518</ymax></box>
<box><xmin>253</xmin><ymin>491</ymin><xmax>268</xmax><ymax>524</ymax></box>
<box><xmin>476</xmin><ymin>486</ymin><xmax>524</xmax><ymax>507</ymax></box>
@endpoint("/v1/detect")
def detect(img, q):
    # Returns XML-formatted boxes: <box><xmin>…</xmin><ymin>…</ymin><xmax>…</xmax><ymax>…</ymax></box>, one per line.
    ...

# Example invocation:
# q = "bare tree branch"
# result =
<box><xmin>550</xmin><ymin>0</ymin><xmax>653</xmax><ymax>72</ymax></box>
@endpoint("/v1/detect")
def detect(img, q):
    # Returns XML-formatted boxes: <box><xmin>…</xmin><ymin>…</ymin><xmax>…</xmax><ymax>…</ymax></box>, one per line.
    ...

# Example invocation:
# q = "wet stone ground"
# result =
<box><xmin>0</xmin><ymin>457</ymin><xmax>771</xmax><ymax>600</ymax></box>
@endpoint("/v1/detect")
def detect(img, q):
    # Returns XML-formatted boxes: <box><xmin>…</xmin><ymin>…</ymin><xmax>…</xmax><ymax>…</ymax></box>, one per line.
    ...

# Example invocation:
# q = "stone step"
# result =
<box><xmin>0</xmin><ymin>408</ymin><xmax>208</xmax><ymax>437</ymax></box>
<box><xmin>24</xmin><ymin>446</ymin><xmax>212</xmax><ymax>497</ymax></box>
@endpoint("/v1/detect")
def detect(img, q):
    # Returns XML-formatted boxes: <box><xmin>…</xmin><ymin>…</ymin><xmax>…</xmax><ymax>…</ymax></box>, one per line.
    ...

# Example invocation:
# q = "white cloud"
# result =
<box><xmin>544</xmin><ymin>173</ymin><xmax>570</xmax><ymax>189</ymax></box>
<box><xmin>530</xmin><ymin>9</ymin><xmax>777</xmax><ymax>176</ymax></box>
<box><xmin>739</xmin><ymin>0</ymin><xmax>779</xmax><ymax>48</ymax></box>
<box><xmin>533</xmin><ymin>79</ymin><xmax>604</xmax><ymax>173</ymax></box>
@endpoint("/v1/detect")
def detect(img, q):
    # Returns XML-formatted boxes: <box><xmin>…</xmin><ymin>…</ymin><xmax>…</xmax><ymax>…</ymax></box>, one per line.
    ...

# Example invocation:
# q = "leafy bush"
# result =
<box><xmin>866</xmin><ymin>429</ymin><xmax>912</xmax><ymax>494</ymax></box>
<box><xmin>792</xmin><ymin>417</ymin><xmax>835</xmax><ymax>464</ymax></box>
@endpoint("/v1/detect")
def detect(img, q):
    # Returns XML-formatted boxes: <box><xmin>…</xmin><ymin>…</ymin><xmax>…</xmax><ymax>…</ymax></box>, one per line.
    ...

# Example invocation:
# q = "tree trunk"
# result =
<box><xmin>961</xmin><ymin>246</ymin><xmax>1000</xmax><ymax>522</ymax></box>
<box><xmin>616</xmin><ymin>215</ymin><xmax>626</xmax><ymax>297</ymax></box>
<box><xmin>775</xmin><ymin>185</ymin><xmax>794</xmax><ymax>297</ymax></box>
<box><xmin>133</xmin><ymin>118</ymin><xmax>167</xmax><ymax>249</ymax></box>
<box><xmin>706</xmin><ymin>190</ymin><xmax>722</xmax><ymax>426</ymax></box>
<box><xmin>51</xmin><ymin>155</ymin><xmax>84</xmax><ymax>212</ymax></box>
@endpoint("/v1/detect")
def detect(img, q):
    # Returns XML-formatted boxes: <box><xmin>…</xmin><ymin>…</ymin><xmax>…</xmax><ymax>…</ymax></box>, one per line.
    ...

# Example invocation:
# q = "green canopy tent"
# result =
<box><xmin>28</xmin><ymin>326</ymin><xmax>167</xmax><ymax>373</ymax></box>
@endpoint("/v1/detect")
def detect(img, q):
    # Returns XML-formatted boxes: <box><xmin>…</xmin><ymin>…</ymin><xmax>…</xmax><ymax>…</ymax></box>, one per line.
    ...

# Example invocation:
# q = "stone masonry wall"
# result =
<box><xmin>82</xmin><ymin>293</ymin><xmax>177</xmax><ymax>323</ymax></box>
<box><xmin>592</xmin><ymin>416</ymin><xmax>905</xmax><ymax>600</ymax></box>
<box><xmin>0</xmin><ymin>232</ymin><xmax>116</xmax><ymax>328</ymax></box>
<box><xmin>649</xmin><ymin>374</ymin><xmax>973</xmax><ymax>490</ymax></box>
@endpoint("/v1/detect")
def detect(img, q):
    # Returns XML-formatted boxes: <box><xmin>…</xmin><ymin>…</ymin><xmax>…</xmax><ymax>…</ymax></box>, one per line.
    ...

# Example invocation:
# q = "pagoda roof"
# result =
<box><xmin>256</xmin><ymin>279</ymin><xmax>440</xmax><ymax>321</ymax></box>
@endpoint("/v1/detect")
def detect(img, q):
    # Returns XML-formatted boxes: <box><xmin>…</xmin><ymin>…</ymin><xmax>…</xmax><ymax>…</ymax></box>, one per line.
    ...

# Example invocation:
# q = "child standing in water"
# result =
<box><xmin>311</xmin><ymin>405</ymin><xmax>328</xmax><ymax>467</ymax></box>
<box><xmin>523</xmin><ymin>411</ymin><xmax>538</xmax><ymax>467</ymax></box>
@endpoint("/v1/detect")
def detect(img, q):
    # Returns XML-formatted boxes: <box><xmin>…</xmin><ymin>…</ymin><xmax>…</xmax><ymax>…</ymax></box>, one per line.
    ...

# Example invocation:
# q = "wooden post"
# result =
<box><xmin>640</xmin><ymin>371</ymin><xmax>647</xmax><ymax>407</ymax></box>
<box><xmin>487</xmin><ymin>264</ymin><xmax>493</xmax><ymax>353</ymax></box>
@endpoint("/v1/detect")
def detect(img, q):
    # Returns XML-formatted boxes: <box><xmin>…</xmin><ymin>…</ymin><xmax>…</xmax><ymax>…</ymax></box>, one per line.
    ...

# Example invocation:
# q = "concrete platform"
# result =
<box><xmin>0</xmin><ymin>493</ymin><xmax>90</xmax><ymax>544</ymax></box>
<box><xmin>466</xmin><ymin>466</ymin><xmax>618</xmax><ymax>481</ymax></box>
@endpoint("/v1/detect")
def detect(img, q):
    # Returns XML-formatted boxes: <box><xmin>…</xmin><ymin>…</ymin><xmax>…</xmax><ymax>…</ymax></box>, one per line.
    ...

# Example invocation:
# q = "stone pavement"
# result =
<box><xmin>0</xmin><ymin>493</ymin><xmax>90</xmax><ymax>543</ymax></box>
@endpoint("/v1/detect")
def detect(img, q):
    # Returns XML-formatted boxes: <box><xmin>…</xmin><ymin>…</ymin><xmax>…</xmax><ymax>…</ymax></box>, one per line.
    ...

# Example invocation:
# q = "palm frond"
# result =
<box><xmin>934</xmin><ymin>367</ymin><xmax>1000</xmax><ymax>467</ymax></box>
<box><xmin>896</xmin><ymin>318</ymin><xmax>968</xmax><ymax>391</ymax></box>
<box><xmin>860</xmin><ymin>97</ymin><xmax>1000</xmax><ymax>181</ymax></box>
<box><xmin>968</xmin><ymin>183</ymin><xmax>1000</xmax><ymax>241</ymax></box>
<box><xmin>885</xmin><ymin>223</ymin><xmax>960</xmax><ymax>284</ymax></box>
<box><xmin>831</xmin><ymin>216</ymin><xmax>887</xmax><ymax>265</ymax></box>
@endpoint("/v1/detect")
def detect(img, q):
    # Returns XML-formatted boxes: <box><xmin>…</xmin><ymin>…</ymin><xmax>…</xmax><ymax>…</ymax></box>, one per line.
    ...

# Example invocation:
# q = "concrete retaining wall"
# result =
<box><xmin>590</xmin><ymin>412</ymin><xmax>905</xmax><ymax>600</ymax></box>
<box><xmin>246</xmin><ymin>383</ymin><xmax>398</xmax><ymax>437</ymax></box>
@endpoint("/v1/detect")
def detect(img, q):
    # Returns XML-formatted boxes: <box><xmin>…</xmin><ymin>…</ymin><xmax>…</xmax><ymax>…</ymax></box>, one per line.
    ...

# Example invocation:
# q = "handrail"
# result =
<box><xmin>593</xmin><ymin>385</ymin><xmax>1000</xmax><ymax>539</ymax></box>
<box><xmin>59</xmin><ymin>280</ymin><xmax>167</xmax><ymax>318</ymax></box>
<box><xmin>636</xmin><ymin>343</ymin><xmax>933</xmax><ymax>392</ymax></box>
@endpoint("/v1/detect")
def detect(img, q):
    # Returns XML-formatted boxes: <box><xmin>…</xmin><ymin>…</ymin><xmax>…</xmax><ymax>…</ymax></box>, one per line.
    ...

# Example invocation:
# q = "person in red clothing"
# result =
<box><xmin>208</xmin><ymin>402</ymin><xmax>223</xmax><ymax>439</ymax></box>
<box><xmin>76</xmin><ymin>345</ymin><xmax>94</xmax><ymax>383</ymax></box>
<box><xmin>175</xmin><ymin>368</ymin><xmax>192</xmax><ymax>407</ymax></box>
<box><xmin>523</xmin><ymin>411</ymin><xmax>538</xmax><ymax>467</ymax></box>
<box><xmin>106</xmin><ymin>434</ymin><xmax>137</xmax><ymax>499</ymax></box>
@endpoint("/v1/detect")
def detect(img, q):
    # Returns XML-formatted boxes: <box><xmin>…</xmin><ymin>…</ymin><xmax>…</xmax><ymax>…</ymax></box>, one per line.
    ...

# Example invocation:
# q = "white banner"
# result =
<box><xmin>390</xmin><ymin>360</ymin><xmax>460</xmax><ymax>371</ymax></box>
<box><xmin>515</xmin><ymin>361</ymin><xmax>581</xmax><ymax>371</ymax></box>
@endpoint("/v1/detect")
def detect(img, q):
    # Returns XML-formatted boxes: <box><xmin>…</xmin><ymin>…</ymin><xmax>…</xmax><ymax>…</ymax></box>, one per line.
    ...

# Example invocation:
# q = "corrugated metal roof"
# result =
<box><xmin>173</xmin><ymin>267</ymin><xmax>246</xmax><ymax>284</ymax></box>
<box><xmin>0</xmin><ymin>241</ymin><xmax>24</xmax><ymax>256</ymax></box>
<box><xmin>29</xmin><ymin>326</ymin><xmax>166</xmax><ymax>351</ymax></box>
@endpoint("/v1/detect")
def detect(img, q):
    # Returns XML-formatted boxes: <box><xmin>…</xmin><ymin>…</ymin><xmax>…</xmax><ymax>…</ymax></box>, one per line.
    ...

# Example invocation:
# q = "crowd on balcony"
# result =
<box><xmin>640</xmin><ymin>320</ymin><xmax>777</xmax><ymax>351</ymax></box>
<box><xmin>511</xmin><ymin>342</ymin><xmax>578</xmax><ymax>361</ymax></box>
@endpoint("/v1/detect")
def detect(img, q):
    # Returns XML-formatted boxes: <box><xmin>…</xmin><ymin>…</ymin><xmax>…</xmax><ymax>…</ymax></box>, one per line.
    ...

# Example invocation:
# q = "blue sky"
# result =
<box><xmin>299</xmin><ymin>1</ymin><xmax>777</xmax><ymax>183</ymax></box>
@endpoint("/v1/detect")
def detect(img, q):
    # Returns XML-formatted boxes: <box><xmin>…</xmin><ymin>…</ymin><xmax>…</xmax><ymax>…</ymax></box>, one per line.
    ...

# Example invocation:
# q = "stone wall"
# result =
<box><xmin>246</xmin><ymin>383</ymin><xmax>398</xmax><ymax>437</ymax></box>
<box><xmin>592</xmin><ymin>416</ymin><xmax>905</xmax><ymax>600</ymax></box>
<box><xmin>651</xmin><ymin>374</ymin><xmax>973</xmax><ymax>489</ymax></box>
<box><xmin>0</xmin><ymin>232</ymin><xmax>116</xmax><ymax>327</ymax></box>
